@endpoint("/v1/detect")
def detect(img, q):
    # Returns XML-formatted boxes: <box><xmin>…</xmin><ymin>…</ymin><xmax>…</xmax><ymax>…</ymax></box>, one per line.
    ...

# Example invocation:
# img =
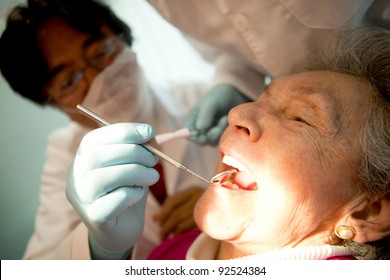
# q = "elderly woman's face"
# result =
<box><xmin>194</xmin><ymin>71</ymin><xmax>371</xmax><ymax>255</ymax></box>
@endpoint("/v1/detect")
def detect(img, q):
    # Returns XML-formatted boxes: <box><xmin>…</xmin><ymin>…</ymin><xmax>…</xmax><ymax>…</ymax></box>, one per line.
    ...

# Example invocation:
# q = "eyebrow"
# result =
<box><xmin>294</xmin><ymin>85</ymin><xmax>318</xmax><ymax>95</ymax></box>
<box><xmin>292</xmin><ymin>83</ymin><xmax>328</xmax><ymax>101</ymax></box>
<box><xmin>289</xmin><ymin>84</ymin><xmax>338</xmax><ymax>116</ymax></box>
<box><xmin>265</xmin><ymin>79</ymin><xmax>332</xmax><ymax>97</ymax></box>
<box><xmin>268</xmin><ymin>80</ymin><xmax>342</xmax><ymax>132</ymax></box>
<box><xmin>291</xmin><ymin>83</ymin><xmax>342</xmax><ymax>132</ymax></box>
<box><xmin>47</xmin><ymin>34</ymin><xmax>104</xmax><ymax>80</ymax></box>
<box><xmin>82</xmin><ymin>33</ymin><xmax>106</xmax><ymax>49</ymax></box>
<box><xmin>47</xmin><ymin>64</ymin><xmax>67</xmax><ymax>80</ymax></box>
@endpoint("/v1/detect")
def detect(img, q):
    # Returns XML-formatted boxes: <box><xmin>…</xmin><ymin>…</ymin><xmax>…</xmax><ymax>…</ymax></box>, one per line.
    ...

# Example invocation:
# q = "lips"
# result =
<box><xmin>219</xmin><ymin>155</ymin><xmax>258</xmax><ymax>191</ymax></box>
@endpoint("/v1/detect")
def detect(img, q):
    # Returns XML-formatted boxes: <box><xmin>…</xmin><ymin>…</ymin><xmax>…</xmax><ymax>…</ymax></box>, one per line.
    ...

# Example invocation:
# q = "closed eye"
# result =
<box><xmin>292</xmin><ymin>116</ymin><xmax>311</xmax><ymax>126</ymax></box>
<box><xmin>293</xmin><ymin>116</ymin><xmax>305</xmax><ymax>122</ymax></box>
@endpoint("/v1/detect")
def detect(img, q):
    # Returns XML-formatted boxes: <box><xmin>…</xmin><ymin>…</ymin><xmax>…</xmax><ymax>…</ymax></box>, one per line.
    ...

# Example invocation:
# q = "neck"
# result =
<box><xmin>217</xmin><ymin>241</ymin><xmax>272</xmax><ymax>260</ymax></box>
<box><xmin>217</xmin><ymin>241</ymin><xmax>352</xmax><ymax>260</ymax></box>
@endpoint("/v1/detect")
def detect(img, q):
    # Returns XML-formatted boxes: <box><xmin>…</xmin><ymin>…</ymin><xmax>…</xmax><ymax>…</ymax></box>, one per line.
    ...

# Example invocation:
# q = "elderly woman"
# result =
<box><xmin>68</xmin><ymin>26</ymin><xmax>390</xmax><ymax>260</ymax></box>
<box><xmin>189</xmin><ymin>28</ymin><xmax>390</xmax><ymax>260</ymax></box>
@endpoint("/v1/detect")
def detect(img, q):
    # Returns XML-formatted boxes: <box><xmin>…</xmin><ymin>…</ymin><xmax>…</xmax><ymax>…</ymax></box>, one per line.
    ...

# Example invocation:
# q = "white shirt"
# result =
<box><xmin>148</xmin><ymin>0</ymin><xmax>375</xmax><ymax>100</ymax></box>
<box><xmin>187</xmin><ymin>233</ymin><xmax>353</xmax><ymax>260</ymax></box>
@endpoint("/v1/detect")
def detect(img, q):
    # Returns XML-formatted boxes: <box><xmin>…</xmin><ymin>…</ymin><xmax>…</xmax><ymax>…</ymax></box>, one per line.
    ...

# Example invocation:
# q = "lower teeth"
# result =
<box><xmin>222</xmin><ymin>181</ymin><xmax>239</xmax><ymax>189</ymax></box>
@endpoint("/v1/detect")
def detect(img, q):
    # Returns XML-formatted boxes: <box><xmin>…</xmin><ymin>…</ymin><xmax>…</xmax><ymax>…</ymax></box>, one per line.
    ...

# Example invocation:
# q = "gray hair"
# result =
<box><xmin>299</xmin><ymin>27</ymin><xmax>390</xmax><ymax>259</ymax></box>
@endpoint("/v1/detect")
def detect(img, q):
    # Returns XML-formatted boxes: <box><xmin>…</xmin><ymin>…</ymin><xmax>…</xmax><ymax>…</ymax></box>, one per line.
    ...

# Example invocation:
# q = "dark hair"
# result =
<box><xmin>0</xmin><ymin>0</ymin><xmax>132</xmax><ymax>105</ymax></box>
<box><xmin>302</xmin><ymin>26</ymin><xmax>390</xmax><ymax>259</ymax></box>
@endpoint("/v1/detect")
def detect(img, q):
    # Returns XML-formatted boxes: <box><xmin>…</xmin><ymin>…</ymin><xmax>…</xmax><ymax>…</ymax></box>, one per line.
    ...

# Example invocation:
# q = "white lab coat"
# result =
<box><xmin>22</xmin><ymin>80</ymin><xmax>219</xmax><ymax>260</ymax></box>
<box><xmin>148</xmin><ymin>0</ymin><xmax>375</xmax><ymax>100</ymax></box>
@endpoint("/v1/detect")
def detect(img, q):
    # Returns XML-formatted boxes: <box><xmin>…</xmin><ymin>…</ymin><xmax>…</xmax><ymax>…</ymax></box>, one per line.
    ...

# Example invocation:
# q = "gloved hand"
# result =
<box><xmin>184</xmin><ymin>84</ymin><xmax>251</xmax><ymax>145</ymax></box>
<box><xmin>66</xmin><ymin>123</ymin><xmax>159</xmax><ymax>259</ymax></box>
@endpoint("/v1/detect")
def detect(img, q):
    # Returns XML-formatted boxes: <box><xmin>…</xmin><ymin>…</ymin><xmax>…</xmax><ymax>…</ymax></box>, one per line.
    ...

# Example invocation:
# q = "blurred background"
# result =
<box><xmin>0</xmin><ymin>0</ymin><xmax>213</xmax><ymax>259</ymax></box>
<box><xmin>0</xmin><ymin>0</ymin><xmax>69</xmax><ymax>260</ymax></box>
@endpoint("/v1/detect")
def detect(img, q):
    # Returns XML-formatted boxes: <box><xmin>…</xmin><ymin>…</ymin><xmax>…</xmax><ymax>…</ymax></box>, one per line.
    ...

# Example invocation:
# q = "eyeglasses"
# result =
<box><xmin>45</xmin><ymin>35</ymin><xmax>124</xmax><ymax>106</ymax></box>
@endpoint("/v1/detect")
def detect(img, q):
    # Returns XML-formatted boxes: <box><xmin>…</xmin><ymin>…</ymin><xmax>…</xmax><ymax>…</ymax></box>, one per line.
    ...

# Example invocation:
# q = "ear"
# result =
<box><xmin>345</xmin><ymin>191</ymin><xmax>390</xmax><ymax>243</ymax></box>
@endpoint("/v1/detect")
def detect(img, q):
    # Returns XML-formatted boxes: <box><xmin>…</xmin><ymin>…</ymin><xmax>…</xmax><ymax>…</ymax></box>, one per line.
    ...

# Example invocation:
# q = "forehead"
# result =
<box><xmin>37</xmin><ymin>18</ymin><xmax>90</xmax><ymax>60</ymax></box>
<box><xmin>36</xmin><ymin>17</ymin><xmax>112</xmax><ymax>68</ymax></box>
<box><xmin>266</xmin><ymin>71</ymin><xmax>370</xmax><ymax>112</ymax></box>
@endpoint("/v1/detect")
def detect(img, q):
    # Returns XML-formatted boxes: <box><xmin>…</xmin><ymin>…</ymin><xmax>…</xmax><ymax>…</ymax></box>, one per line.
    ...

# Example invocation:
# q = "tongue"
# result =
<box><xmin>235</xmin><ymin>171</ymin><xmax>258</xmax><ymax>190</ymax></box>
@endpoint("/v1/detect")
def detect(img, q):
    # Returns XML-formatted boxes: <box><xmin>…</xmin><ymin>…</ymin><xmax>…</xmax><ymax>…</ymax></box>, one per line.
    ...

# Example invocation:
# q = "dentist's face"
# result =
<box><xmin>37</xmin><ymin>17</ymin><xmax>124</xmax><ymax>126</ymax></box>
<box><xmin>194</xmin><ymin>71</ymin><xmax>370</xmax><ymax>256</ymax></box>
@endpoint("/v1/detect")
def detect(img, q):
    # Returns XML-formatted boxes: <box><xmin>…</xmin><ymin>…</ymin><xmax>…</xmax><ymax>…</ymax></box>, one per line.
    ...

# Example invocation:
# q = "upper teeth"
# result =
<box><xmin>222</xmin><ymin>155</ymin><xmax>248</xmax><ymax>172</ymax></box>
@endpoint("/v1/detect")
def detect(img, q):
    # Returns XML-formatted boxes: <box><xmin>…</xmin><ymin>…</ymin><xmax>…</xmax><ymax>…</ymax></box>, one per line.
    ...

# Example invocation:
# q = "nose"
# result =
<box><xmin>227</xmin><ymin>102</ymin><xmax>261</xmax><ymax>142</ymax></box>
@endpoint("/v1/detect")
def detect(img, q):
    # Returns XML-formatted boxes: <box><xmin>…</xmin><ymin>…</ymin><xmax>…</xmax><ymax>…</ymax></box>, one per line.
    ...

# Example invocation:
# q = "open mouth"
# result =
<box><xmin>218</xmin><ymin>155</ymin><xmax>258</xmax><ymax>191</ymax></box>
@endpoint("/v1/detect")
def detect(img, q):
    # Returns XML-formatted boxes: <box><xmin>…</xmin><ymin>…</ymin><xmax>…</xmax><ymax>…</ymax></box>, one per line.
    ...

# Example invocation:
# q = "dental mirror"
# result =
<box><xmin>211</xmin><ymin>169</ymin><xmax>237</xmax><ymax>183</ymax></box>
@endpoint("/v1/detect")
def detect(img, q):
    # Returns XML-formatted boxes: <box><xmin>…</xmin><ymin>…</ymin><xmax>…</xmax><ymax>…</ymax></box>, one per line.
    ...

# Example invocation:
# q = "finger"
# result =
<box><xmin>191</xmin><ymin>133</ymin><xmax>208</xmax><ymax>145</ymax></box>
<box><xmin>75</xmin><ymin>144</ymin><xmax>158</xmax><ymax>176</ymax></box>
<box><xmin>158</xmin><ymin>186</ymin><xmax>204</xmax><ymax>223</ymax></box>
<box><xmin>159</xmin><ymin>187</ymin><xmax>203</xmax><ymax>237</ymax></box>
<box><xmin>160</xmin><ymin>203</ymin><xmax>194</xmax><ymax>238</ymax></box>
<box><xmin>77</xmin><ymin>164</ymin><xmax>159</xmax><ymax>203</ymax></box>
<box><xmin>205</xmin><ymin>116</ymin><xmax>228</xmax><ymax>145</ymax></box>
<box><xmin>79</xmin><ymin>123</ymin><xmax>154</xmax><ymax>153</ymax></box>
<box><xmin>173</xmin><ymin>216</ymin><xmax>197</xmax><ymax>236</ymax></box>
<box><xmin>184</xmin><ymin>108</ymin><xmax>199</xmax><ymax>131</ymax></box>
<box><xmin>87</xmin><ymin>186</ymin><xmax>146</xmax><ymax>225</ymax></box>
<box><xmin>195</xmin><ymin>102</ymin><xmax>217</xmax><ymax>131</ymax></box>
<box><xmin>158</xmin><ymin>192</ymin><xmax>190</xmax><ymax>224</ymax></box>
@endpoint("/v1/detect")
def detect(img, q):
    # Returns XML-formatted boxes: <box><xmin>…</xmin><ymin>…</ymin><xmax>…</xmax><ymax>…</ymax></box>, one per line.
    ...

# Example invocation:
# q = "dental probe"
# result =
<box><xmin>76</xmin><ymin>104</ymin><xmax>212</xmax><ymax>184</ymax></box>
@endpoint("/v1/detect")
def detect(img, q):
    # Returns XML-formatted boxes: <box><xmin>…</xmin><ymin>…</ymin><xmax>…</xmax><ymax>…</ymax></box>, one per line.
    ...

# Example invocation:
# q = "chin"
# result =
<box><xmin>194</xmin><ymin>195</ymin><xmax>245</xmax><ymax>241</ymax></box>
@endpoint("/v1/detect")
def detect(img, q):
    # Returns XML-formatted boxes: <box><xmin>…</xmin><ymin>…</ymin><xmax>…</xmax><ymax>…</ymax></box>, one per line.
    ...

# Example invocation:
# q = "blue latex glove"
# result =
<box><xmin>184</xmin><ymin>84</ymin><xmax>251</xmax><ymax>145</ymax></box>
<box><xmin>66</xmin><ymin>123</ymin><xmax>159</xmax><ymax>259</ymax></box>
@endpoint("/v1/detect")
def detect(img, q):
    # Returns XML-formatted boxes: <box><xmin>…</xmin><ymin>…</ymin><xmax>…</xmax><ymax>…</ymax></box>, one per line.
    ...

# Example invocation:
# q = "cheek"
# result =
<box><xmin>62</xmin><ymin>87</ymin><xmax>89</xmax><ymax>109</ymax></box>
<box><xmin>260</xmin><ymin>148</ymin><xmax>355</xmax><ymax>228</ymax></box>
<box><xmin>260</xmin><ymin>133</ymin><xmax>326</xmax><ymax>186</ymax></box>
<box><xmin>261</xmin><ymin>152</ymin><xmax>327</xmax><ymax>217</ymax></box>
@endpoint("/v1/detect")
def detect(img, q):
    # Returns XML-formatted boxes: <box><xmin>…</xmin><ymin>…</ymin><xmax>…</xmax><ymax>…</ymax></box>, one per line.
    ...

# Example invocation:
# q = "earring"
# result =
<box><xmin>334</xmin><ymin>225</ymin><xmax>356</xmax><ymax>240</ymax></box>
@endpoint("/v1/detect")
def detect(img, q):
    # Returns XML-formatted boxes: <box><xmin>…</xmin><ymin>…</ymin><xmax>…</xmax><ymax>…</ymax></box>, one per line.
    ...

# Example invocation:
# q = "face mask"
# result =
<box><xmin>81</xmin><ymin>47</ymin><xmax>154</xmax><ymax>125</ymax></box>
